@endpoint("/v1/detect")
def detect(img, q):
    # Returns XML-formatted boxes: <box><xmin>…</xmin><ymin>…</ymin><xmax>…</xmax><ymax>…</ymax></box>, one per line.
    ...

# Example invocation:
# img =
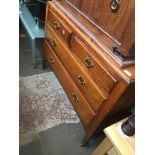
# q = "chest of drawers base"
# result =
<box><xmin>43</xmin><ymin>1</ymin><xmax>135</xmax><ymax>146</ymax></box>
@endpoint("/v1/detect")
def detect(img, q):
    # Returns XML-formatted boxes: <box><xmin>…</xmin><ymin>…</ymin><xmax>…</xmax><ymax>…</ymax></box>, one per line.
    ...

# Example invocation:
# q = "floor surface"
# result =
<box><xmin>19</xmin><ymin>22</ymin><xmax>104</xmax><ymax>155</ymax></box>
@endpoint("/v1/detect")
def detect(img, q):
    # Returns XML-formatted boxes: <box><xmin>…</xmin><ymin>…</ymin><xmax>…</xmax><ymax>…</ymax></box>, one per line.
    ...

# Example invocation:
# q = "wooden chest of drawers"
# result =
<box><xmin>43</xmin><ymin>1</ymin><xmax>135</xmax><ymax>146</ymax></box>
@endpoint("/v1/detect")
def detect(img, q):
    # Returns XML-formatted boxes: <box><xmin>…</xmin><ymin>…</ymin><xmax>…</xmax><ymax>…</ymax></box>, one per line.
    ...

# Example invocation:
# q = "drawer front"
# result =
<box><xmin>70</xmin><ymin>36</ymin><xmax>117</xmax><ymax>94</ymax></box>
<box><xmin>44</xmin><ymin>40</ymin><xmax>95</xmax><ymax>128</ymax></box>
<box><xmin>47</xmin><ymin>8</ymin><xmax>72</xmax><ymax>43</ymax></box>
<box><xmin>45</xmin><ymin>23</ymin><xmax>107</xmax><ymax>111</ymax></box>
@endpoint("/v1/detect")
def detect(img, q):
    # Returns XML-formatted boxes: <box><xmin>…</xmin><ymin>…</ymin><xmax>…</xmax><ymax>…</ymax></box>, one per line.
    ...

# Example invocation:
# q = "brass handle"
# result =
<box><xmin>110</xmin><ymin>0</ymin><xmax>120</xmax><ymax>13</ymax></box>
<box><xmin>78</xmin><ymin>76</ymin><xmax>86</xmax><ymax>85</ymax></box>
<box><xmin>112</xmin><ymin>46</ymin><xmax>120</xmax><ymax>54</ymax></box>
<box><xmin>112</xmin><ymin>46</ymin><xmax>125</xmax><ymax>61</ymax></box>
<box><xmin>50</xmin><ymin>40</ymin><xmax>57</xmax><ymax>48</ymax></box>
<box><xmin>72</xmin><ymin>93</ymin><xmax>78</xmax><ymax>102</ymax></box>
<box><xmin>53</xmin><ymin>21</ymin><xmax>60</xmax><ymax>30</ymax></box>
<box><xmin>84</xmin><ymin>57</ymin><xmax>94</xmax><ymax>68</ymax></box>
<box><xmin>49</xmin><ymin>57</ymin><xmax>54</xmax><ymax>63</ymax></box>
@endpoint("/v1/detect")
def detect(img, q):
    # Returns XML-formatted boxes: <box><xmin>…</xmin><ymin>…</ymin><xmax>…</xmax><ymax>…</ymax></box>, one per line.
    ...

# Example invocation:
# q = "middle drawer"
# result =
<box><xmin>45</xmin><ymin>23</ymin><xmax>107</xmax><ymax>112</ymax></box>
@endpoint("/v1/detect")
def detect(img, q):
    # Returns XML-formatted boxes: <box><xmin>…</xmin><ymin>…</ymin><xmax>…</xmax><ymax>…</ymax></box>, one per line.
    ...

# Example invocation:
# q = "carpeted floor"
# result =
<box><xmin>19</xmin><ymin>72</ymin><xmax>104</xmax><ymax>155</ymax></box>
<box><xmin>19</xmin><ymin>72</ymin><xmax>79</xmax><ymax>146</ymax></box>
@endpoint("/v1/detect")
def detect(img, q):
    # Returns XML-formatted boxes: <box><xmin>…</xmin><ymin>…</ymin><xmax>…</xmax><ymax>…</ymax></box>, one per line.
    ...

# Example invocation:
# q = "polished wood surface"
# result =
<box><xmin>44</xmin><ymin>40</ymin><xmax>95</xmax><ymax>128</ymax></box>
<box><xmin>46</xmin><ymin>8</ymin><xmax>72</xmax><ymax>43</ymax></box>
<box><xmin>45</xmin><ymin>23</ymin><xmax>107</xmax><ymax>112</ymax></box>
<box><xmin>48</xmin><ymin>1</ymin><xmax>135</xmax><ymax>79</ymax></box>
<box><xmin>53</xmin><ymin>0</ymin><xmax>134</xmax><ymax>68</ymax></box>
<box><xmin>66</xmin><ymin>0</ymin><xmax>134</xmax><ymax>41</ymax></box>
<box><xmin>43</xmin><ymin>1</ymin><xmax>135</xmax><ymax>145</ymax></box>
<box><xmin>70</xmin><ymin>35</ymin><xmax>118</xmax><ymax>94</ymax></box>
<box><xmin>65</xmin><ymin>0</ymin><xmax>135</xmax><ymax>57</ymax></box>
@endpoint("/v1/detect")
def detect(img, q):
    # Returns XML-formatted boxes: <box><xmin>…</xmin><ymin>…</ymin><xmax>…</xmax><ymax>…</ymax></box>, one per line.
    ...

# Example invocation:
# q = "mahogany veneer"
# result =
<box><xmin>64</xmin><ymin>0</ymin><xmax>135</xmax><ymax>58</ymax></box>
<box><xmin>43</xmin><ymin>0</ymin><xmax>135</xmax><ymax>146</ymax></box>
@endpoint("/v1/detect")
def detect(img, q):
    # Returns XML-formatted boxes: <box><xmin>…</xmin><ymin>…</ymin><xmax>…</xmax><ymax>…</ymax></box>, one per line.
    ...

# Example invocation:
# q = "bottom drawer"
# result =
<box><xmin>44</xmin><ymin>40</ymin><xmax>95</xmax><ymax>128</ymax></box>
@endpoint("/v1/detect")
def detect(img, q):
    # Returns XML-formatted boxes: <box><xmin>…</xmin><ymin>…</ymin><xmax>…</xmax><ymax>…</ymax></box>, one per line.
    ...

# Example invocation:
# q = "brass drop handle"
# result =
<box><xmin>84</xmin><ymin>57</ymin><xmax>94</xmax><ymax>68</ymax></box>
<box><xmin>112</xmin><ymin>46</ymin><xmax>120</xmax><ymax>54</ymax></box>
<box><xmin>72</xmin><ymin>93</ymin><xmax>78</xmax><ymax>102</ymax></box>
<box><xmin>49</xmin><ymin>57</ymin><xmax>54</xmax><ymax>63</ymax></box>
<box><xmin>50</xmin><ymin>40</ymin><xmax>57</xmax><ymax>48</ymax></box>
<box><xmin>112</xmin><ymin>46</ymin><xmax>125</xmax><ymax>61</ymax></box>
<box><xmin>78</xmin><ymin>76</ymin><xmax>86</xmax><ymax>85</ymax></box>
<box><xmin>53</xmin><ymin>21</ymin><xmax>60</xmax><ymax>30</ymax></box>
<box><xmin>110</xmin><ymin>0</ymin><xmax>120</xmax><ymax>13</ymax></box>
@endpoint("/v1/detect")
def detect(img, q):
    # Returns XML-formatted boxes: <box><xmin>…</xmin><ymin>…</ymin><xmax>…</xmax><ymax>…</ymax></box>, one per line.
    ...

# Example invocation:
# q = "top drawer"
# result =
<box><xmin>70</xmin><ymin>35</ymin><xmax>117</xmax><ymax>94</ymax></box>
<box><xmin>46</xmin><ymin>8</ymin><xmax>72</xmax><ymax>43</ymax></box>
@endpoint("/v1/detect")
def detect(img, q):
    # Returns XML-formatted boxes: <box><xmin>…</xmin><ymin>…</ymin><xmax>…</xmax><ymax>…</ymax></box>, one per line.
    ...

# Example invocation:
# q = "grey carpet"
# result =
<box><xmin>20</xmin><ymin>72</ymin><xmax>79</xmax><ymax>146</ymax></box>
<box><xmin>20</xmin><ymin>122</ymin><xmax>104</xmax><ymax>155</ymax></box>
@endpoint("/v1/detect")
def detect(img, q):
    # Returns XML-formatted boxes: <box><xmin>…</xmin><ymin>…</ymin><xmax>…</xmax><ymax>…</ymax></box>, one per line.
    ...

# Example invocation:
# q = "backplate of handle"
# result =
<box><xmin>49</xmin><ymin>57</ymin><xmax>54</xmax><ymax>63</ymax></box>
<box><xmin>110</xmin><ymin>0</ymin><xmax>120</xmax><ymax>13</ymax></box>
<box><xmin>50</xmin><ymin>40</ymin><xmax>57</xmax><ymax>48</ymax></box>
<box><xmin>72</xmin><ymin>93</ymin><xmax>78</xmax><ymax>102</ymax></box>
<box><xmin>53</xmin><ymin>21</ymin><xmax>61</xmax><ymax>30</ymax></box>
<box><xmin>78</xmin><ymin>76</ymin><xmax>86</xmax><ymax>85</ymax></box>
<box><xmin>84</xmin><ymin>57</ymin><xmax>94</xmax><ymax>68</ymax></box>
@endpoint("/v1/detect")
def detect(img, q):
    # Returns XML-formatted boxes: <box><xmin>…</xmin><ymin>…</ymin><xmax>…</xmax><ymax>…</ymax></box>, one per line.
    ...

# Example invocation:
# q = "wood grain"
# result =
<box><xmin>92</xmin><ymin>137</ymin><xmax>113</xmax><ymax>155</ymax></box>
<box><xmin>66</xmin><ymin>0</ymin><xmax>135</xmax><ymax>57</ymax></box>
<box><xmin>104</xmin><ymin>118</ymin><xmax>135</xmax><ymax>155</ymax></box>
<box><xmin>44</xmin><ymin>39</ymin><xmax>95</xmax><ymax>129</ymax></box>
<box><xmin>43</xmin><ymin>1</ymin><xmax>135</xmax><ymax>144</ymax></box>
<box><xmin>47</xmin><ymin>8</ymin><xmax>72</xmax><ymax>43</ymax></box>
<box><xmin>45</xmin><ymin>23</ymin><xmax>107</xmax><ymax>112</ymax></box>
<box><xmin>70</xmin><ymin>35</ymin><xmax>118</xmax><ymax>94</ymax></box>
<box><xmin>107</xmin><ymin>147</ymin><xmax>119</xmax><ymax>155</ymax></box>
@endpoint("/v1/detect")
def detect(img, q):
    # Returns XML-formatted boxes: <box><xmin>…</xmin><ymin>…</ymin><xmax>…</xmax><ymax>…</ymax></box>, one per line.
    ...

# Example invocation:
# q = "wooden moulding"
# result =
<box><xmin>48</xmin><ymin>1</ymin><xmax>135</xmax><ymax>83</ymax></box>
<box><xmin>44</xmin><ymin>1</ymin><xmax>135</xmax><ymax>144</ymax></box>
<box><xmin>56</xmin><ymin>0</ymin><xmax>135</xmax><ymax>68</ymax></box>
